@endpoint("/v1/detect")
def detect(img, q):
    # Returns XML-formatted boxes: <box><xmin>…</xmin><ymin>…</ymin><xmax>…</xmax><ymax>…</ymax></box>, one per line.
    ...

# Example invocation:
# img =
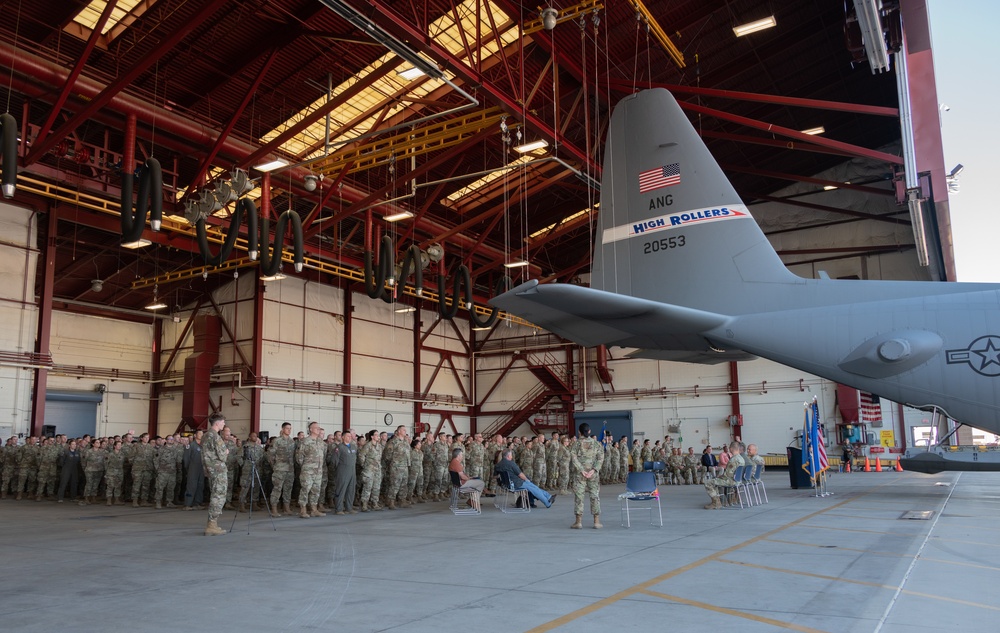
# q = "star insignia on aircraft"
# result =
<box><xmin>945</xmin><ymin>335</ymin><xmax>1000</xmax><ymax>377</ymax></box>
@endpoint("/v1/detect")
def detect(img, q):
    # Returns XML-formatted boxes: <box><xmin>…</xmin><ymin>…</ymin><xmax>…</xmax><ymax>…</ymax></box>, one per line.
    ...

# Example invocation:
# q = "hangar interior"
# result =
<box><xmin>0</xmin><ymin>0</ymin><xmax>965</xmax><ymax>456</ymax></box>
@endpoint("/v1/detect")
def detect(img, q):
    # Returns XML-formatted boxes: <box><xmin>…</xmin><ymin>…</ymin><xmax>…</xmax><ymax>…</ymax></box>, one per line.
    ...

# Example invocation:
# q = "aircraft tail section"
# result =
<box><xmin>591</xmin><ymin>89</ymin><xmax>799</xmax><ymax>315</ymax></box>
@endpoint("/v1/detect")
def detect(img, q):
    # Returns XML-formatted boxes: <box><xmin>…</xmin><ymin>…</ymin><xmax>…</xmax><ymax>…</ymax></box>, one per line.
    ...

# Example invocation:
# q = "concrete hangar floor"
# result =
<box><xmin>1</xmin><ymin>471</ymin><xmax>996</xmax><ymax>632</ymax></box>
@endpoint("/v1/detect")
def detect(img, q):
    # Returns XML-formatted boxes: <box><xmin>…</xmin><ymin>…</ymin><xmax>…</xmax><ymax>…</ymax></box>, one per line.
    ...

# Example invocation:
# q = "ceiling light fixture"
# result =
<box><xmin>384</xmin><ymin>210</ymin><xmax>414</xmax><ymax>222</ymax></box>
<box><xmin>394</xmin><ymin>306</ymin><xmax>416</xmax><ymax>313</ymax></box>
<box><xmin>733</xmin><ymin>16</ymin><xmax>776</xmax><ymax>37</ymax></box>
<box><xmin>471</xmin><ymin>326</ymin><xmax>492</xmax><ymax>331</ymax></box>
<box><xmin>145</xmin><ymin>284</ymin><xmax>167</xmax><ymax>311</ymax></box>
<box><xmin>504</xmin><ymin>260</ymin><xmax>530</xmax><ymax>269</ymax></box>
<box><xmin>397</xmin><ymin>67</ymin><xmax>425</xmax><ymax>81</ymax></box>
<box><xmin>801</xmin><ymin>126</ymin><xmax>826</xmax><ymax>136</ymax></box>
<box><xmin>823</xmin><ymin>185</ymin><xmax>838</xmax><ymax>191</ymax></box>
<box><xmin>260</xmin><ymin>272</ymin><xmax>286</xmax><ymax>282</ymax></box>
<box><xmin>121</xmin><ymin>238</ymin><xmax>152</xmax><ymax>249</ymax></box>
<box><xmin>513</xmin><ymin>139</ymin><xmax>548</xmax><ymax>154</ymax></box>
<box><xmin>253</xmin><ymin>158</ymin><xmax>289</xmax><ymax>172</ymax></box>
<box><xmin>541</xmin><ymin>7</ymin><xmax>559</xmax><ymax>31</ymax></box>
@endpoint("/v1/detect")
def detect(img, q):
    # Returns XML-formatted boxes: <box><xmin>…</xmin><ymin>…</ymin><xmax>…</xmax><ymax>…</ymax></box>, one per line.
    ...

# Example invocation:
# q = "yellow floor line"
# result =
<box><xmin>717</xmin><ymin>559</ymin><xmax>1000</xmax><ymax>612</ymax></box>
<box><xmin>638</xmin><ymin>589</ymin><xmax>831</xmax><ymax>633</ymax></box>
<box><xmin>525</xmin><ymin>494</ymin><xmax>863</xmax><ymax>633</ymax></box>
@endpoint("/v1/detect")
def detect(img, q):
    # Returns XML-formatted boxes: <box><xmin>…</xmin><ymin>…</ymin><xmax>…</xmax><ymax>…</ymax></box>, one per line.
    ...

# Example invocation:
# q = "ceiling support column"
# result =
<box><xmin>30</xmin><ymin>208</ymin><xmax>56</xmax><ymax>436</ymax></box>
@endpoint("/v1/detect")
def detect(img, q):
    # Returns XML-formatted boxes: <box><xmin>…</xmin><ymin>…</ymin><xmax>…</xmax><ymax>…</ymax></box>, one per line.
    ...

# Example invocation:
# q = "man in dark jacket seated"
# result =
<box><xmin>494</xmin><ymin>448</ymin><xmax>556</xmax><ymax>508</ymax></box>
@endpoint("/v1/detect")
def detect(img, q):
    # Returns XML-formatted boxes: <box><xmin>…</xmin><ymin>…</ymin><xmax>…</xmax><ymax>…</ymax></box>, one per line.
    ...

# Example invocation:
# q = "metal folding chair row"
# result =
<box><xmin>721</xmin><ymin>464</ymin><xmax>767</xmax><ymax>508</ymax></box>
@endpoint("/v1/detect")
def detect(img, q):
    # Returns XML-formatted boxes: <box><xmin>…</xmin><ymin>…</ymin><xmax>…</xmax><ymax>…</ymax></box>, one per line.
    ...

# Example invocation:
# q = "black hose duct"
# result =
<box><xmin>382</xmin><ymin>244</ymin><xmax>424</xmax><ymax>304</ymax></box>
<box><xmin>259</xmin><ymin>209</ymin><xmax>304</xmax><ymax>277</ymax></box>
<box><xmin>121</xmin><ymin>158</ymin><xmax>162</xmax><ymax>243</ymax></box>
<box><xmin>0</xmin><ymin>112</ymin><xmax>17</xmax><ymax>199</ymax></box>
<box><xmin>469</xmin><ymin>275</ymin><xmax>512</xmax><ymax>329</ymax></box>
<box><xmin>196</xmin><ymin>198</ymin><xmax>259</xmax><ymax>267</ymax></box>
<box><xmin>364</xmin><ymin>235</ymin><xmax>393</xmax><ymax>299</ymax></box>
<box><xmin>438</xmin><ymin>264</ymin><xmax>472</xmax><ymax>319</ymax></box>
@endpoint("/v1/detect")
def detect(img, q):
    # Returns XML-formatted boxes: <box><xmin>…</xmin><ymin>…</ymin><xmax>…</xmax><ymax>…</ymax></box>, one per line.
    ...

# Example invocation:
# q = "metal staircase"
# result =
<box><xmin>482</xmin><ymin>352</ymin><xmax>575</xmax><ymax>438</ymax></box>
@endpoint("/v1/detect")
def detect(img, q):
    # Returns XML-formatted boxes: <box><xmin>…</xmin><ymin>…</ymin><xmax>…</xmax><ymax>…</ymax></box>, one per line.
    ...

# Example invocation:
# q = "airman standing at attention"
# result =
<box><xmin>130</xmin><ymin>433</ymin><xmax>155</xmax><ymax>507</ymax></box>
<box><xmin>569</xmin><ymin>423</ymin><xmax>604</xmax><ymax>530</ymax></box>
<box><xmin>465</xmin><ymin>433</ymin><xmax>485</xmax><ymax>481</ymax></box>
<box><xmin>608</xmin><ymin>441</ymin><xmax>620</xmax><ymax>484</ymax></box>
<box><xmin>630</xmin><ymin>440</ymin><xmax>642</xmax><ymax>474</ymax></box>
<box><xmin>430</xmin><ymin>433</ymin><xmax>449</xmax><ymax>501</ymax></box>
<box><xmin>104</xmin><ymin>440</ymin><xmax>125</xmax><ymax>505</ymax></box>
<box><xmin>358</xmin><ymin>431</ymin><xmax>379</xmax><ymax>511</ymax></box>
<box><xmin>81</xmin><ymin>439</ymin><xmax>106</xmax><ymax>505</ymax></box>
<box><xmin>384</xmin><ymin>425</ymin><xmax>411</xmax><ymax>509</ymax></box>
<box><xmin>269</xmin><ymin>422</ymin><xmax>295</xmax><ymax>517</ymax></box>
<box><xmin>14</xmin><ymin>436</ymin><xmax>40</xmax><ymax>500</ymax></box>
<box><xmin>533</xmin><ymin>433</ymin><xmax>548</xmax><ymax>489</ymax></box>
<box><xmin>545</xmin><ymin>432</ymin><xmax>560</xmax><ymax>489</ymax></box>
<box><xmin>153</xmin><ymin>436</ymin><xmax>181</xmax><ymax>509</ymax></box>
<box><xmin>296</xmin><ymin>422</ymin><xmax>326</xmax><ymax>518</ymax></box>
<box><xmin>408</xmin><ymin>437</ymin><xmax>425</xmax><ymax>503</ymax></box>
<box><xmin>201</xmin><ymin>413</ymin><xmax>229</xmax><ymax>535</ymax></box>
<box><xmin>35</xmin><ymin>437</ymin><xmax>60</xmax><ymax>501</ymax></box>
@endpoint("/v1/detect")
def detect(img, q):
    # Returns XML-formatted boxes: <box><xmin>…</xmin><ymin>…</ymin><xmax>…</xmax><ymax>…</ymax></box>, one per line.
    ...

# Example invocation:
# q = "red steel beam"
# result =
<box><xmin>364</xmin><ymin>0</ymin><xmax>598</xmax><ymax>176</ymax></box>
<box><xmin>33</xmin><ymin>0</ymin><xmax>119</xmax><ymax>147</ymax></box>
<box><xmin>608</xmin><ymin>79</ymin><xmax>899</xmax><ymax>117</ymax></box>
<box><xmin>25</xmin><ymin>0</ymin><xmax>231</xmax><ymax>166</ymax></box>
<box><xmin>700</xmin><ymin>129</ymin><xmax>856</xmax><ymax>159</ymax></box>
<box><xmin>681</xmin><ymin>101</ymin><xmax>904</xmax><ymax>166</ymax></box>
<box><xmin>30</xmin><ymin>209</ymin><xmax>57</xmax><ymax>436</ymax></box>
<box><xmin>720</xmin><ymin>164</ymin><xmax>896</xmax><ymax>197</ymax></box>
<box><xmin>181</xmin><ymin>48</ymin><xmax>279</xmax><ymax>202</ymax></box>
<box><xmin>148</xmin><ymin>318</ymin><xmax>161</xmax><ymax>437</ymax></box>
<box><xmin>753</xmin><ymin>194</ymin><xmax>910</xmax><ymax>226</ymax></box>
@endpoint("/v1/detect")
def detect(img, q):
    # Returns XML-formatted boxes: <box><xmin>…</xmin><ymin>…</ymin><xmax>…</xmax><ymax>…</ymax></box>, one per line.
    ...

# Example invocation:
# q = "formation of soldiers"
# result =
<box><xmin>1</xmin><ymin>428</ymin><xmax>757</xmax><ymax>515</ymax></box>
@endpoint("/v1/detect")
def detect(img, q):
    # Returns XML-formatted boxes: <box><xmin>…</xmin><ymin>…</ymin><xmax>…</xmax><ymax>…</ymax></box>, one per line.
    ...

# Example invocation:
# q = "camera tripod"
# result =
<box><xmin>229</xmin><ymin>450</ymin><xmax>277</xmax><ymax>534</ymax></box>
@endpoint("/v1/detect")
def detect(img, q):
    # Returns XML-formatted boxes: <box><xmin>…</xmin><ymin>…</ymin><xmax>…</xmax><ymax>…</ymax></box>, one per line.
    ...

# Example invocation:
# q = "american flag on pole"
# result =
<box><xmin>638</xmin><ymin>162</ymin><xmax>681</xmax><ymax>193</ymax></box>
<box><xmin>860</xmin><ymin>391</ymin><xmax>882</xmax><ymax>428</ymax></box>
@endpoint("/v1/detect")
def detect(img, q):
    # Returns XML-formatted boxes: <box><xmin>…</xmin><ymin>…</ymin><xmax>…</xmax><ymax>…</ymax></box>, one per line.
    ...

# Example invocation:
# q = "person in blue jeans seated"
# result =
<box><xmin>494</xmin><ymin>448</ymin><xmax>556</xmax><ymax>508</ymax></box>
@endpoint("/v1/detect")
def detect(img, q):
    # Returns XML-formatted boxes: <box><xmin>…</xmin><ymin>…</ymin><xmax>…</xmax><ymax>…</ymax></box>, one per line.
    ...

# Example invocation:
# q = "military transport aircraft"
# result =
<box><xmin>491</xmin><ymin>88</ymin><xmax>1000</xmax><ymax>470</ymax></box>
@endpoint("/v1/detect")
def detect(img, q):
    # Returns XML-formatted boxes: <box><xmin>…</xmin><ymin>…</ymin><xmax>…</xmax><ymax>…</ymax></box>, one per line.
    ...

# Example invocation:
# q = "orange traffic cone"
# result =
<box><xmin>863</xmin><ymin>456</ymin><xmax>871</xmax><ymax>472</ymax></box>
<box><xmin>895</xmin><ymin>457</ymin><xmax>903</xmax><ymax>472</ymax></box>
<box><xmin>875</xmin><ymin>457</ymin><xmax>883</xmax><ymax>472</ymax></box>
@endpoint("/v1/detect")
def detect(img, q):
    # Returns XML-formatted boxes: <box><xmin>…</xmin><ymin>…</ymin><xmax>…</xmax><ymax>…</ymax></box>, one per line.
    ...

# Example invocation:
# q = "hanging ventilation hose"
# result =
<box><xmin>439</xmin><ymin>265</ymin><xmax>511</xmax><ymax>328</ymax></box>
<box><xmin>364</xmin><ymin>235</ymin><xmax>394</xmax><ymax>299</ymax></box>
<box><xmin>258</xmin><ymin>209</ymin><xmax>304</xmax><ymax>277</ymax></box>
<box><xmin>382</xmin><ymin>244</ymin><xmax>424</xmax><ymax>304</ymax></box>
<box><xmin>120</xmin><ymin>157</ymin><xmax>162</xmax><ymax>243</ymax></box>
<box><xmin>470</xmin><ymin>275</ymin><xmax>512</xmax><ymax>329</ymax></box>
<box><xmin>196</xmin><ymin>198</ymin><xmax>259</xmax><ymax>266</ymax></box>
<box><xmin>0</xmin><ymin>113</ymin><xmax>17</xmax><ymax>199</ymax></box>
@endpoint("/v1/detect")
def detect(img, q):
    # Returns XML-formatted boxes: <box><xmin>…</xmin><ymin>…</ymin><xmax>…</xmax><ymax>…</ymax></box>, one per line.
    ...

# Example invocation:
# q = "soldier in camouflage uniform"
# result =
<box><xmin>556</xmin><ymin>436</ymin><xmax>572</xmax><ymax>494</ymax></box>
<box><xmin>324</xmin><ymin>432</ymin><xmax>341</xmax><ymax>510</ymax></box>
<box><xmin>81</xmin><ymin>439</ymin><xmax>107</xmax><ymax>505</ymax></box>
<box><xmin>533</xmin><ymin>434</ymin><xmax>547</xmax><ymax>489</ymax></box>
<box><xmin>745</xmin><ymin>443</ymin><xmax>765</xmax><ymax>477</ymax></box>
<box><xmin>104</xmin><ymin>441</ymin><xmax>125</xmax><ymax>505</ymax></box>
<box><xmin>430</xmin><ymin>433</ymin><xmax>449</xmax><ymax>501</ymax></box>
<box><xmin>683</xmin><ymin>447</ymin><xmax>702</xmax><ymax>485</ymax></box>
<box><xmin>154</xmin><ymin>436</ymin><xmax>182</xmax><ymax>508</ymax></box>
<box><xmin>608</xmin><ymin>441</ymin><xmax>620</xmax><ymax>484</ymax></box>
<box><xmin>465</xmin><ymin>434</ymin><xmax>484</xmax><ymax>481</ymax></box>
<box><xmin>703</xmin><ymin>441</ymin><xmax>744</xmax><ymax>509</ymax></box>
<box><xmin>15</xmin><ymin>436</ymin><xmax>40</xmax><ymax>500</ymax></box>
<box><xmin>269</xmin><ymin>422</ymin><xmax>295</xmax><ymax>516</ymax></box>
<box><xmin>357</xmin><ymin>431</ymin><xmax>379</xmax><ymax>511</ymax></box>
<box><xmin>35</xmin><ymin>438</ymin><xmax>60</xmax><ymax>500</ymax></box>
<box><xmin>201</xmin><ymin>413</ymin><xmax>229</xmax><ymax>535</ymax></box>
<box><xmin>630</xmin><ymin>441</ymin><xmax>642</xmax><ymax>474</ymax></box>
<box><xmin>130</xmin><ymin>434</ymin><xmax>155</xmax><ymax>507</ymax></box>
<box><xmin>570</xmin><ymin>423</ymin><xmax>604</xmax><ymax>529</ymax></box>
<box><xmin>408</xmin><ymin>437</ymin><xmax>425</xmax><ymax>502</ymax></box>
<box><xmin>1</xmin><ymin>437</ymin><xmax>16</xmax><ymax>498</ymax></box>
<box><xmin>667</xmin><ymin>448</ymin><xmax>685</xmax><ymax>485</ymax></box>
<box><xmin>296</xmin><ymin>422</ymin><xmax>326</xmax><ymax>517</ymax></box>
<box><xmin>383</xmin><ymin>426</ymin><xmax>411</xmax><ymax>509</ymax></box>
<box><xmin>239</xmin><ymin>433</ymin><xmax>265</xmax><ymax>511</ymax></box>
<box><xmin>222</xmin><ymin>427</ymin><xmax>239</xmax><ymax>509</ymax></box>
<box><xmin>521</xmin><ymin>438</ymin><xmax>535</xmax><ymax>481</ymax></box>
<box><xmin>545</xmin><ymin>433</ymin><xmax>560</xmax><ymax>489</ymax></box>
<box><xmin>420</xmin><ymin>432</ymin><xmax>434</xmax><ymax>498</ymax></box>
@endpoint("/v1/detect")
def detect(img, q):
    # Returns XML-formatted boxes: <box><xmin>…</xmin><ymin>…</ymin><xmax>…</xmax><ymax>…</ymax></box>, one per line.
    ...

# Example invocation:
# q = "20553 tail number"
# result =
<box><xmin>642</xmin><ymin>235</ymin><xmax>685</xmax><ymax>254</ymax></box>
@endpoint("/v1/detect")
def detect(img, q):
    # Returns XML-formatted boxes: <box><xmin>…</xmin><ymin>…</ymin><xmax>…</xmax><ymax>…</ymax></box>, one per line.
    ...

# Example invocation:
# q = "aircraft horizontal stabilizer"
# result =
<box><xmin>625</xmin><ymin>347</ymin><xmax>756</xmax><ymax>365</ymax></box>
<box><xmin>490</xmin><ymin>280</ymin><xmax>730</xmax><ymax>351</ymax></box>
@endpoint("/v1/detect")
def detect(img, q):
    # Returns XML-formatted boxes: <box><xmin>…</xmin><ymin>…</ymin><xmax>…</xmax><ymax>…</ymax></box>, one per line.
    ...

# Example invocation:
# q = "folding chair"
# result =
<box><xmin>449</xmin><ymin>471</ymin><xmax>481</xmax><ymax>515</ymax></box>
<box><xmin>740</xmin><ymin>466</ymin><xmax>757</xmax><ymax>507</ymax></box>
<box><xmin>749</xmin><ymin>463</ymin><xmax>767</xmax><ymax>504</ymax></box>
<box><xmin>720</xmin><ymin>465</ymin><xmax>745</xmax><ymax>508</ymax></box>
<box><xmin>619</xmin><ymin>472</ymin><xmax>662</xmax><ymax>528</ymax></box>
<box><xmin>650</xmin><ymin>461</ymin><xmax>667</xmax><ymax>485</ymax></box>
<box><xmin>493</xmin><ymin>471</ymin><xmax>530</xmax><ymax>513</ymax></box>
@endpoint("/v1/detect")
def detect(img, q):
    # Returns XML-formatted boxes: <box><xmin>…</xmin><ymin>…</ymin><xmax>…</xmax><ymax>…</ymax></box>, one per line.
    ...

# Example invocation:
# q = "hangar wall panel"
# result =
<box><xmin>0</xmin><ymin>204</ymin><xmax>37</xmax><ymax>434</ymax></box>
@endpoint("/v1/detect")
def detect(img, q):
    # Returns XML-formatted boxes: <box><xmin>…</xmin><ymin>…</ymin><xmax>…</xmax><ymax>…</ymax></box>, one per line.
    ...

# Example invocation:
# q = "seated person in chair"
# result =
<box><xmin>494</xmin><ymin>448</ymin><xmax>556</xmax><ymax>508</ymax></box>
<box><xmin>449</xmin><ymin>447</ymin><xmax>485</xmax><ymax>496</ymax></box>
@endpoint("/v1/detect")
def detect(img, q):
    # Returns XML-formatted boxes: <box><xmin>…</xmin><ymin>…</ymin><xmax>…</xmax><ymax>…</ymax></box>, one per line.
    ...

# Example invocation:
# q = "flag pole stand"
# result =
<box><xmin>812</xmin><ymin>471</ymin><xmax>833</xmax><ymax>497</ymax></box>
